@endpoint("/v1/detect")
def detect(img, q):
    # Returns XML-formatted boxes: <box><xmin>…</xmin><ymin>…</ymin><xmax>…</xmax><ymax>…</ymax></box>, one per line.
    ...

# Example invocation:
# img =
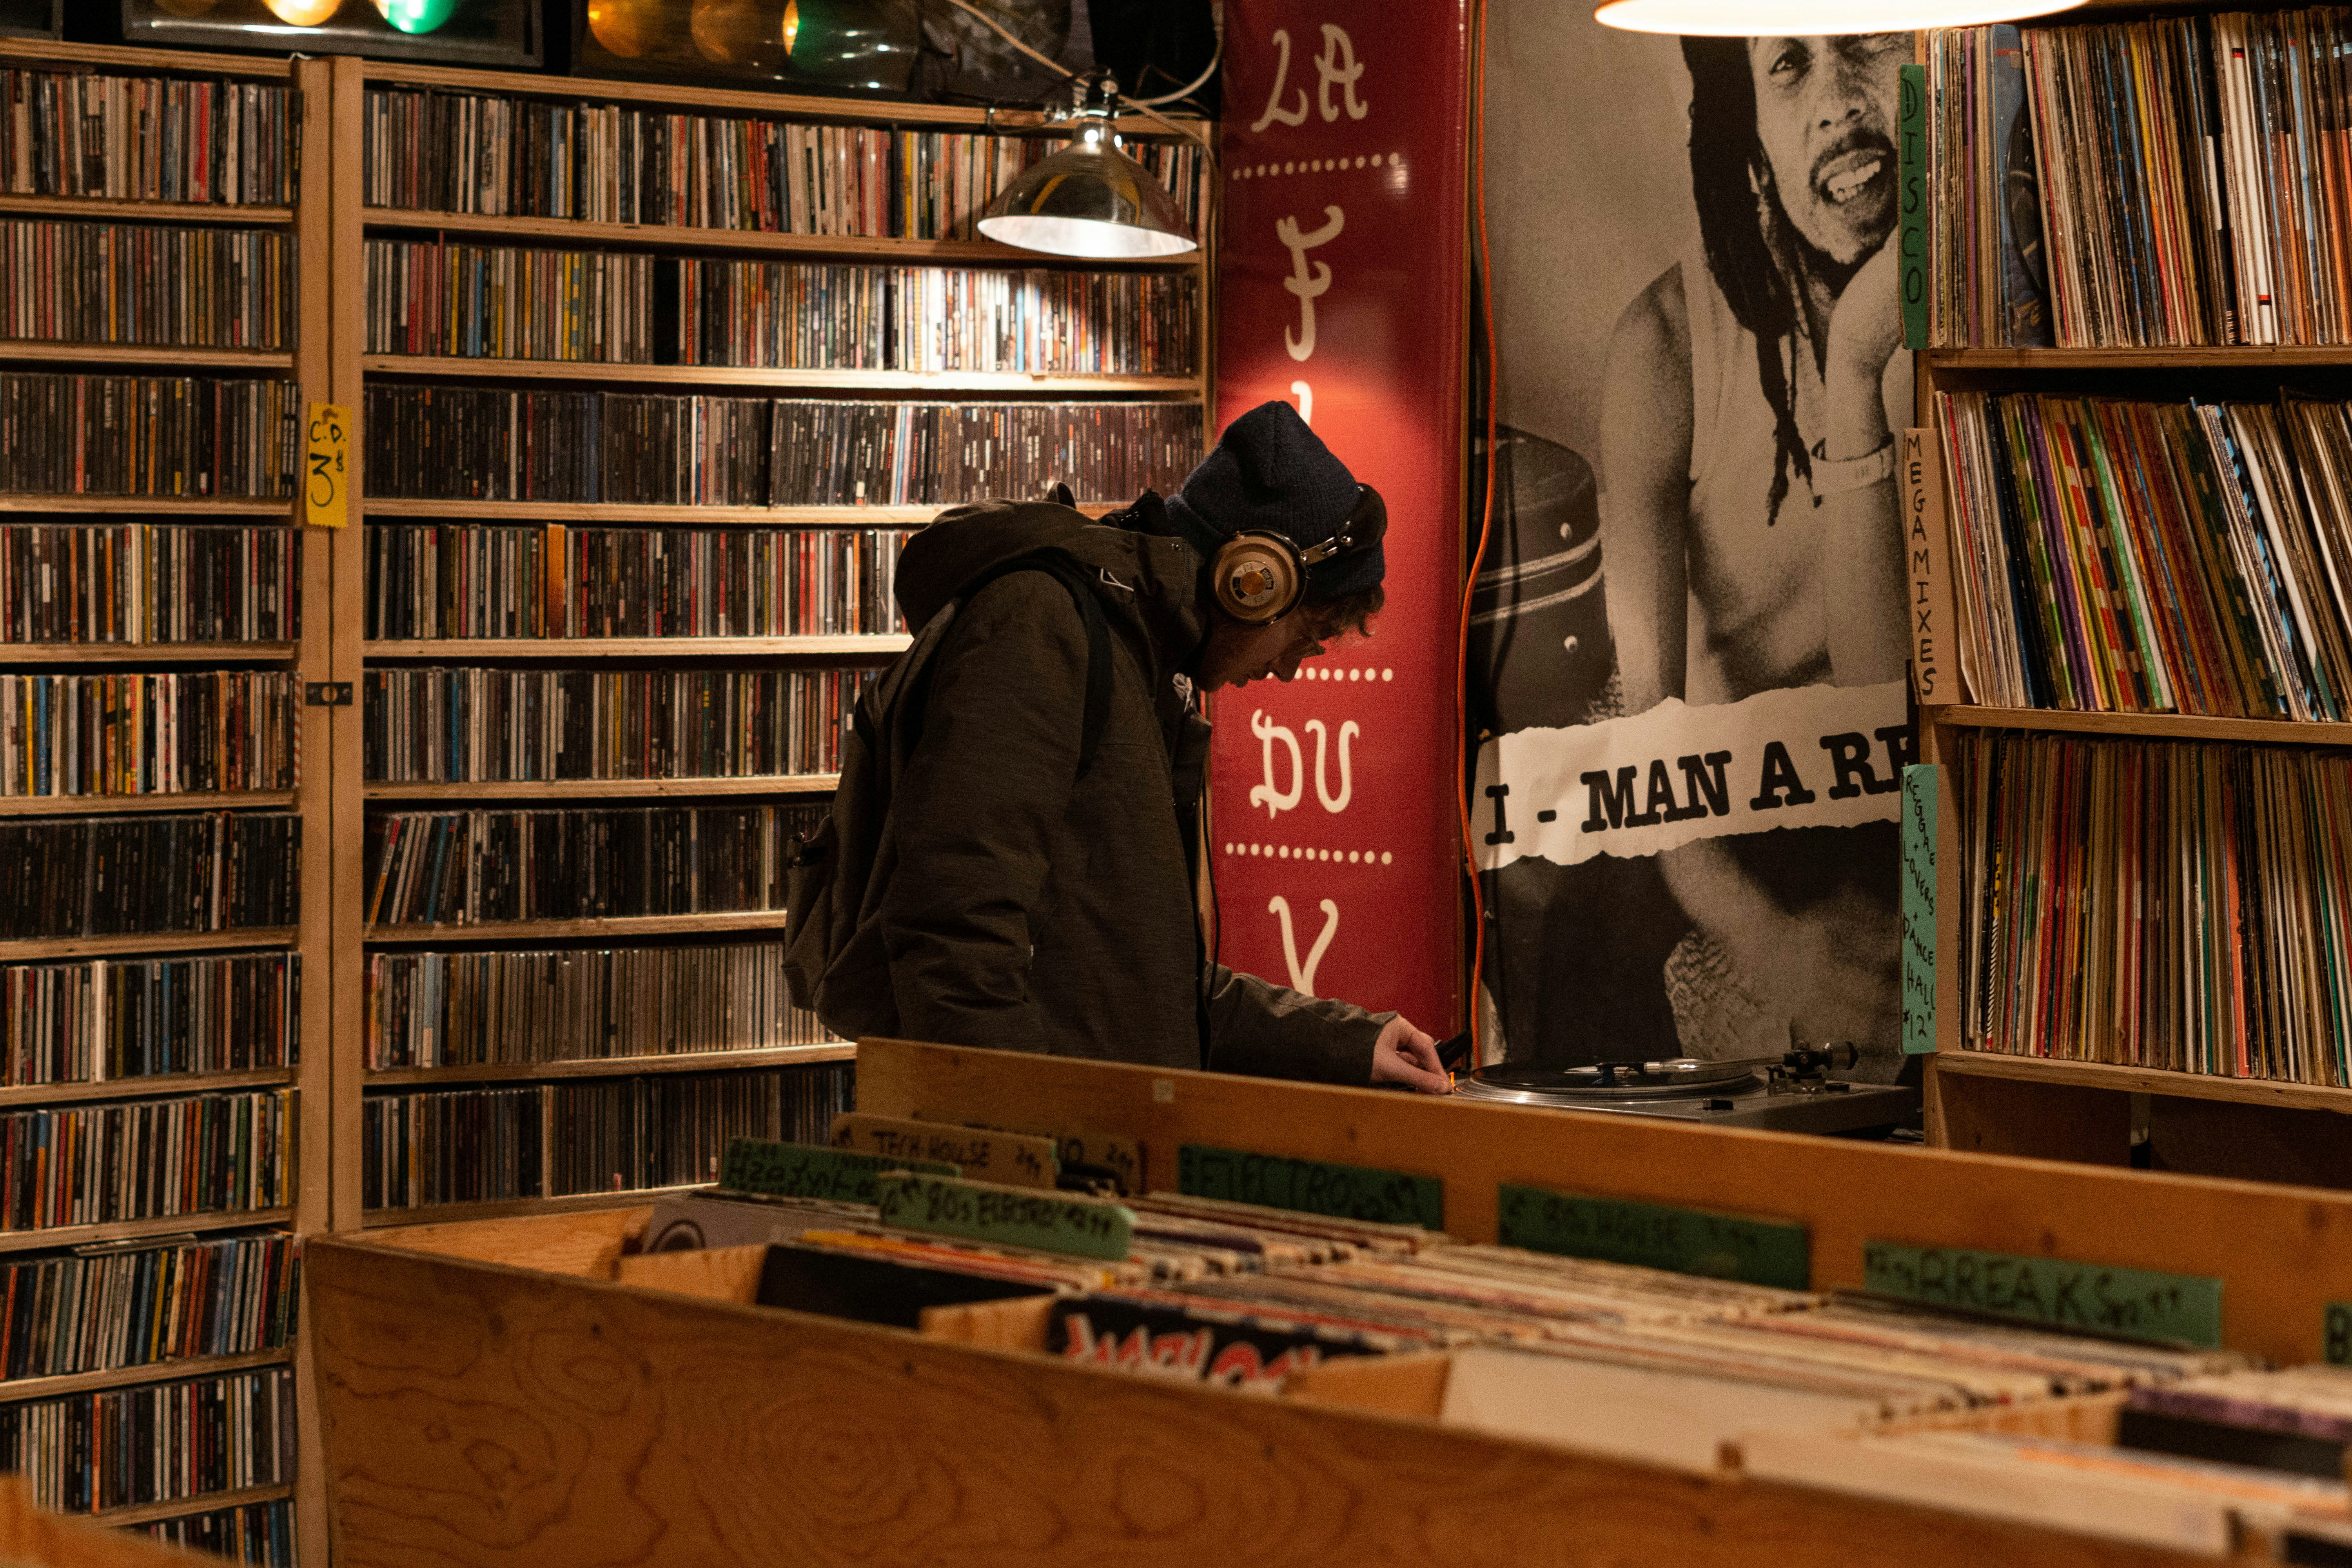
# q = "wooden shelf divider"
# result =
<box><xmin>365</xmin><ymin>776</ymin><xmax>836</xmax><ymax>800</ymax></box>
<box><xmin>358</xmin><ymin>1185</ymin><xmax>704</xmax><ymax>1230</ymax></box>
<box><xmin>0</xmin><ymin>1070</ymin><xmax>295</xmax><ymax>1110</ymax></box>
<box><xmin>87</xmin><ymin>1483</ymin><xmax>296</xmax><ymax>1530</ymax></box>
<box><xmin>1926</xmin><ymin>344</ymin><xmax>2352</xmax><ymax>368</ymax></box>
<box><xmin>0</xmin><ymin>644</ymin><xmax>298</xmax><ymax>666</ymax></box>
<box><xmin>364</xmin><ymin>635</ymin><xmax>907</xmax><ymax>659</ymax></box>
<box><xmin>1933</xmin><ymin>1050</ymin><xmax>2352</xmax><ymax>1114</ymax></box>
<box><xmin>363</xmin><ymin>498</ymin><xmax>1114</xmax><ymax>524</ymax></box>
<box><xmin>361</xmin><ymin>354</ymin><xmax>1201</xmax><ymax>396</ymax></box>
<box><xmin>1929</xmin><ymin>704</ymin><xmax>2352</xmax><ymax>746</ymax></box>
<box><xmin>365</xmin><ymin>1044</ymin><xmax>854</xmax><ymax>1088</ymax></box>
<box><xmin>0</xmin><ymin>1209</ymin><xmax>294</xmax><ymax>1259</ymax></box>
<box><xmin>364</xmin><ymin>911</ymin><xmax>791</xmax><ymax>943</ymax></box>
<box><xmin>0</xmin><ymin>1350</ymin><xmax>294</xmax><ymax>1408</ymax></box>
<box><xmin>0</xmin><ymin>497</ymin><xmax>292</xmax><ymax>516</ymax></box>
<box><xmin>0</xmin><ymin>929</ymin><xmax>298</xmax><ymax>963</ymax></box>
<box><xmin>0</xmin><ymin>343</ymin><xmax>295</xmax><ymax>370</ymax></box>
<box><xmin>362</xmin><ymin>208</ymin><xmax>1200</xmax><ymax>267</ymax></box>
<box><xmin>0</xmin><ymin>792</ymin><xmax>297</xmax><ymax>817</ymax></box>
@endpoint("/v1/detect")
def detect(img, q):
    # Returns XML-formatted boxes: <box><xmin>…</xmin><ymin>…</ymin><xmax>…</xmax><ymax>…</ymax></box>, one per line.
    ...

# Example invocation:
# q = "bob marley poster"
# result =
<box><xmin>1470</xmin><ymin>13</ymin><xmax>1912</xmax><ymax>1080</ymax></box>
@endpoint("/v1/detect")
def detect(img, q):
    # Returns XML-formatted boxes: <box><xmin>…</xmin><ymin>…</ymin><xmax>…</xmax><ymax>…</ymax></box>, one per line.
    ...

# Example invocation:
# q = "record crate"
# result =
<box><xmin>305</xmin><ymin>1038</ymin><xmax>2352</xmax><ymax>1568</ymax></box>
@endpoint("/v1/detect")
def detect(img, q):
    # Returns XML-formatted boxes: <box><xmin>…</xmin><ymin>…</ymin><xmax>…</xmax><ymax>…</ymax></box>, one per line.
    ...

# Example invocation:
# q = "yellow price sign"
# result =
<box><xmin>304</xmin><ymin>401</ymin><xmax>352</xmax><ymax>529</ymax></box>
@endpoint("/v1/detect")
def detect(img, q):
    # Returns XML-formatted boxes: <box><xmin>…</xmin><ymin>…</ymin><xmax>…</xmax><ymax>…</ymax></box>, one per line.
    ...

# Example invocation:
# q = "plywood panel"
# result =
<box><xmin>1929</xmin><ymin>1064</ymin><xmax>2132</xmax><ymax>1165</ymax></box>
<box><xmin>305</xmin><ymin>1234</ymin><xmax>2217</xmax><ymax>1568</ymax></box>
<box><xmin>857</xmin><ymin>1038</ymin><xmax>2352</xmax><ymax>1365</ymax></box>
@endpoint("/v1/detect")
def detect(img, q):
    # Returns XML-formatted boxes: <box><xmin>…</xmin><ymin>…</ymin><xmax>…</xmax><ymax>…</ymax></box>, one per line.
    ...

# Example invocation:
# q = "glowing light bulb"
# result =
<box><xmin>370</xmin><ymin>0</ymin><xmax>459</xmax><ymax>33</ymax></box>
<box><xmin>261</xmin><ymin>0</ymin><xmax>343</xmax><ymax>23</ymax></box>
<box><xmin>586</xmin><ymin>0</ymin><xmax>659</xmax><ymax>56</ymax></box>
<box><xmin>782</xmin><ymin>0</ymin><xmax>799</xmax><ymax>55</ymax></box>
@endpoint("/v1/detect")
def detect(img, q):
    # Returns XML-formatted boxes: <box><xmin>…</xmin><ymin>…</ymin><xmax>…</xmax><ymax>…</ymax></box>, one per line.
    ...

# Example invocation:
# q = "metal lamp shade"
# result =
<box><xmin>978</xmin><ymin>138</ymin><xmax>1199</xmax><ymax>259</ymax></box>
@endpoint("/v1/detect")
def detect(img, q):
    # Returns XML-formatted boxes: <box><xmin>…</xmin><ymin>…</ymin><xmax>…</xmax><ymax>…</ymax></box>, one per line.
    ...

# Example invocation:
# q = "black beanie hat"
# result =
<box><xmin>1163</xmin><ymin>401</ymin><xmax>1387</xmax><ymax>603</ymax></box>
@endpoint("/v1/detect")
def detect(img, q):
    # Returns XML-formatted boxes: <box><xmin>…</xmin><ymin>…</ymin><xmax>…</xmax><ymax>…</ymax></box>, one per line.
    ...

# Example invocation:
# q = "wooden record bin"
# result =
<box><xmin>307</xmin><ymin>1038</ymin><xmax>2352</xmax><ymax>1567</ymax></box>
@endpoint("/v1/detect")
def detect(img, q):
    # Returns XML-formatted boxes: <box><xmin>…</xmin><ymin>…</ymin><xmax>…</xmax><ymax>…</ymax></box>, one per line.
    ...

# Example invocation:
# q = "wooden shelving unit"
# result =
<box><xmin>365</xmin><ymin>1043</ymin><xmax>857</xmax><ymax>1087</ymax></box>
<box><xmin>363</xmin><ymin>356</ymin><xmax>1201</xmax><ymax>396</ymax></box>
<box><xmin>1913</xmin><ymin>12</ymin><xmax>2352</xmax><ymax>1182</ymax></box>
<box><xmin>0</xmin><ymin>1070</ymin><xmax>295</xmax><ymax>1109</ymax></box>
<box><xmin>0</xmin><ymin>1209</ymin><xmax>295</xmax><ymax>1258</ymax></box>
<box><xmin>361</xmin><ymin>911</ymin><xmax>793</xmax><ymax>943</ymax></box>
<box><xmin>0</xmin><ymin>35</ymin><xmax>328</xmax><ymax>1564</ymax></box>
<box><xmin>365</xmin><ymin>635</ymin><xmax>908</xmax><ymax>659</ymax></box>
<box><xmin>0</xmin><ymin>1349</ymin><xmax>292</xmax><ymax>1407</ymax></box>
<box><xmin>365</xmin><ymin>776</ymin><xmax>837</xmax><ymax>800</ymax></box>
<box><xmin>327</xmin><ymin>45</ymin><xmax>1216</xmax><ymax>1257</ymax></box>
<box><xmin>0</xmin><ymin>792</ymin><xmax>299</xmax><ymax>817</ymax></box>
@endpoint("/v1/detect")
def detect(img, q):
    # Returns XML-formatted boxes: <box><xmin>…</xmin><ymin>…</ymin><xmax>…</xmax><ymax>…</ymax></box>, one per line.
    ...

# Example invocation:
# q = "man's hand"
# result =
<box><xmin>1821</xmin><ymin>236</ymin><xmax>1902</xmax><ymax>460</ymax></box>
<box><xmin>1369</xmin><ymin>1016</ymin><xmax>1452</xmax><ymax>1094</ymax></box>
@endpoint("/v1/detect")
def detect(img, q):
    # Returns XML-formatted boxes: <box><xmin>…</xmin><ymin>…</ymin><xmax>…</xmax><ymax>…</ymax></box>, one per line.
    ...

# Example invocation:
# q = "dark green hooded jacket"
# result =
<box><xmin>875</xmin><ymin>495</ymin><xmax>1387</xmax><ymax>1085</ymax></box>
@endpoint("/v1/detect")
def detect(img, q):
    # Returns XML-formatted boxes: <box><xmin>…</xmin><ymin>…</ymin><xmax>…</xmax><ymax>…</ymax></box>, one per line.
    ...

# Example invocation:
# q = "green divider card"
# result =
<box><xmin>1177</xmin><ymin>1144</ymin><xmax>1443</xmax><ymax>1230</ymax></box>
<box><xmin>1898</xmin><ymin>62</ymin><xmax>1928</xmax><ymax>350</ymax></box>
<box><xmin>2327</xmin><ymin>1303</ymin><xmax>2352</xmax><ymax>1364</ymax></box>
<box><xmin>874</xmin><ymin>1173</ymin><xmax>1134</xmax><ymax>1262</ymax></box>
<box><xmin>1900</xmin><ymin>763</ymin><xmax>1939</xmax><ymax>1055</ymax></box>
<box><xmin>1864</xmin><ymin>1240</ymin><xmax>2223</xmax><ymax>1348</ymax></box>
<box><xmin>1497</xmin><ymin>1184</ymin><xmax>1810</xmax><ymax>1290</ymax></box>
<box><xmin>719</xmin><ymin>1137</ymin><xmax>957</xmax><ymax>1203</ymax></box>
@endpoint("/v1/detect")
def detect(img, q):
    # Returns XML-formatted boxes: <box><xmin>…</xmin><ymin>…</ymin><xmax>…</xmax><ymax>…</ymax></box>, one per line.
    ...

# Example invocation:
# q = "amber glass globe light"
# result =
<box><xmin>261</xmin><ymin>0</ymin><xmax>343</xmax><ymax>23</ymax></box>
<box><xmin>587</xmin><ymin>0</ymin><xmax>662</xmax><ymax>56</ymax></box>
<box><xmin>979</xmin><ymin>119</ymin><xmax>1198</xmax><ymax>260</ymax></box>
<box><xmin>1593</xmin><ymin>0</ymin><xmax>2083</xmax><ymax>32</ymax></box>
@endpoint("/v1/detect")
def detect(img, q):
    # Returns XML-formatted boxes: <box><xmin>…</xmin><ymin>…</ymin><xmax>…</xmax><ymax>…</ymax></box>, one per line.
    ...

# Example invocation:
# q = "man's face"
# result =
<box><xmin>1196</xmin><ymin>608</ymin><xmax>1347</xmax><ymax>691</ymax></box>
<box><xmin>1746</xmin><ymin>34</ymin><xmax>1909</xmax><ymax>268</ymax></box>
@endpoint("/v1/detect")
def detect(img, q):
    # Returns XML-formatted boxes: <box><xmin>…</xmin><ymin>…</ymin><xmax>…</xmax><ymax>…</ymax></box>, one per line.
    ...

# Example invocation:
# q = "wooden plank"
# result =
<box><xmin>0</xmin><ymin>929</ymin><xmax>296</xmax><ymax>962</ymax></box>
<box><xmin>364</xmin><ymin>636</ymin><xmax>908</xmax><ymax>659</ymax></box>
<box><xmin>364</xmin><ymin>911</ymin><xmax>790</xmax><ymax>944</ymax></box>
<box><xmin>0</xmin><ymin>1348</ymin><xmax>291</xmax><ymax>1405</ymax></box>
<box><xmin>360</xmin><ymin>1205</ymin><xmax>650</xmax><ymax>1276</ymax></box>
<box><xmin>364</xmin><ymin>777</ymin><xmax>838</xmax><ymax>800</ymax></box>
<box><xmin>362</xmin><ymin>498</ymin><xmax>1114</xmax><ymax>524</ymax></box>
<box><xmin>612</xmin><ymin>1245</ymin><xmax>766</xmax><ymax>1306</ymax></box>
<box><xmin>0</xmin><ymin>791</ymin><xmax>296</xmax><ymax>816</ymax></box>
<box><xmin>0</xmin><ymin>194</ymin><xmax>292</xmax><ymax>226</ymax></box>
<box><xmin>303</xmin><ymin>1230</ymin><xmax>2222</xmax><ymax>1568</ymax></box>
<box><xmin>1933</xmin><ymin>1049</ymin><xmax>2352</xmax><ymax>1114</ymax></box>
<box><xmin>0</xmin><ymin>643</ymin><xmax>297</xmax><ymax>665</ymax></box>
<box><xmin>0</xmin><ymin>343</ymin><xmax>294</xmax><ymax>370</ymax></box>
<box><xmin>354</xmin><ymin>59</ymin><xmax>1207</xmax><ymax>138</ymax></box>
<box><xmin>855</xmin><ymin>1039</ymin><xmax>2352</xmax><ymax>1366</ymax></box>
<box><xmin>85</xmin><ymin>1483</ymin><xmax>294</xmax><ymax>1528</ymax></box>
<box><xmin>1926</xmin><ymin>1066</ymin><xmax>2132</xmax><ymax>1165</ymax></box>
<box><xmin>0</xmin><ymin>496</ymin><xmax>292</xmax><ymax>515</ymax></box>
<box><xmin>0</xmin><ymin>38</ymin><xmax>290</xmax><ymax>76</ymax></box>
<box><xmin>0</xmin><ymin>1069</ymin><xmax>294</xmax><ymax>1108</ymax></box>
<box><xmin>1926</xmin><ymin>343</ymin><xmax>2352</xmax><ymax>367</ymax></box>
<box><xmin>1931</xmin><ymin>704</ymin><xmax>2352</xmax><ymax>746</ymax></box>
<box><xmin>361</xmin><ymin>1192</ymin><xmax>675</xmax><ymax>1235</ymax></box>
<box><xmin>361</xmin><ymin>210</ymin><xmax>1200</xmax><ymax>269</ymax></box>
<box><xmin>364</xmin><ymin>1045</ymin><xmax>855</xmax><ymax>1087</ymax></box>
<box><xmin>0</xmin><ymin>1209</ymin><xmax>292</xmax><ymax>1257</ymax></box>
<box><xmin>363</xmin><ymin>356</ymin><xmax>1201</xmax><ymax>397</ymax></box>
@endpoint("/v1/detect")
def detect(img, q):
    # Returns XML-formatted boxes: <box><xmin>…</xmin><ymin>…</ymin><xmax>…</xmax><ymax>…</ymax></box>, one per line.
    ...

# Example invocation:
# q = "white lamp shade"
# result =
<box><xmin>1593</xmin><ymin>0</ymin><xmax>2085</xmax><ymax>34</ymax></box>
<box><xmin>978</xmin><ymin>139</ymin><xmax>1200</xmax><ymax>260</ymax></box>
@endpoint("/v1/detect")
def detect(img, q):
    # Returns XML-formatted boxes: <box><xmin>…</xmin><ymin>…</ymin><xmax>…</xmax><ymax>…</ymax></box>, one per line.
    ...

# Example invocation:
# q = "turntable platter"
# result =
<box><xmin>1455</xmin><ymin>1058</ymin><xmax>1763</xmax><ymax>1104</ymax></box>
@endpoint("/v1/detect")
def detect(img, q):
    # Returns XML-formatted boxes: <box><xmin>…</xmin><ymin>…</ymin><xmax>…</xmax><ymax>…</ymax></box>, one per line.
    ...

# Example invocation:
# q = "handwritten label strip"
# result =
<box><xmin>1864</xmin><ymin>1240</ymin><xmax>2223</xmax><ymax>1348</ymax></box>
<box><xmin>1498</xmin><ymin>1183</ymin><xmax>1810</xmax><ymax>1290</ymax></box>
<box><xmin>874</xmin><ymin>1173</ymin><xmax>1133</xmax><ymax>1262</ymax></box>
<box><xmin>720</xmin><ymin>1138</ymin><xmax>956</xmax><ymax>1204</ymax></box>
<box><xmin>1177</xmin><ymin>1144</ymin><xmax>1442</xmax><ymax>1230</ymax></box>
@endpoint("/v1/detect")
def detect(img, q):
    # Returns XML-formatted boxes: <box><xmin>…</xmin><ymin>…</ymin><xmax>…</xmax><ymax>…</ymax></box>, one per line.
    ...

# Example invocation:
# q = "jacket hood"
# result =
<box><xmin>896</xmin><ymin>497</ymin><xmax>1211</xmax><ymax>673</ymax></box>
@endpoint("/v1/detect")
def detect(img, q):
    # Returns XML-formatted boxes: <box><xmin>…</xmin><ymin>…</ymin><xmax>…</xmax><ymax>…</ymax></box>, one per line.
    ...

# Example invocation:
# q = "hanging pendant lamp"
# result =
<box><xmin>1593</xmin><ymin>0</ymin><xmax>2083</xmax><ymax>34</ymax></box>
<box><xmin>978</xmin><ymin>75</ymin><xmax>1200</xmax><ymax>260</ymax></box>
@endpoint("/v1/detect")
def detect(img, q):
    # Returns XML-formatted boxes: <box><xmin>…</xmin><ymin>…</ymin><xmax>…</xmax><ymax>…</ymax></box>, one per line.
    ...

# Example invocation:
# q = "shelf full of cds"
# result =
<box><xmin>318</xmin><ymin>51</ymin><xmax>1217</xmax><ymax>1247</ymax></box>
<box><xmin>0</xmin><ymin>35</ymin><xmax>330</xmax><ymax>1568</ymax></box>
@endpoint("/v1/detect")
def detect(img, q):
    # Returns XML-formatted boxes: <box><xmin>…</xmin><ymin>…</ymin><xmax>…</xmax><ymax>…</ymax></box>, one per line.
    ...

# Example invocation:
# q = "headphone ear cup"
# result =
<box><xmin>1212</xmin><ymin>535</ymin><xmax>1304</xmax><ymax>624</ymax></box>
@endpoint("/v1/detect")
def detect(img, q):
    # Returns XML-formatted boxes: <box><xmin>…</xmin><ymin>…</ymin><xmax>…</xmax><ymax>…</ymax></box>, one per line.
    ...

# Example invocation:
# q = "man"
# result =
<box><xmin>860</xmin><ymin>401</ymin><xmax>1449</xmax><ymax>1092</ymax></box>
<box><xmin>1597</xmin><ymin>33</ymin><xmax>1911</xmax><ymax>1068</ymax></box>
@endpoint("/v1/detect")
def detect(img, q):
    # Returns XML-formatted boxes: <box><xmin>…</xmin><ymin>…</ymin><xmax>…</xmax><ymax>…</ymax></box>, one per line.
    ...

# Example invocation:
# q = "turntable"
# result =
<box><xmin>1453</xmin><ymin>1042</ymin><xmax>1920</xmax><ymax>1137</ymax></box>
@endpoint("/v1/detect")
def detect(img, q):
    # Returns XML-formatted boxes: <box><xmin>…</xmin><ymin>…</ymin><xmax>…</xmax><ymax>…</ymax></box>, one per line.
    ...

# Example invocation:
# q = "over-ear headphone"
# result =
<box><xmin>1209</xmin><ymin>485</ymin><xmax>1386</xmax><ymax>624</ymax></box>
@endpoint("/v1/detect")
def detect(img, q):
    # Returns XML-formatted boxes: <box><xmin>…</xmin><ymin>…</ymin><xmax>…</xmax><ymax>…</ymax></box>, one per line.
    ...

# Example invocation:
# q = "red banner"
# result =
<box><xmin>1208</xmin><ymin>2</ymin><xmax>1470</xmax><ymax>1035</ymax></box>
